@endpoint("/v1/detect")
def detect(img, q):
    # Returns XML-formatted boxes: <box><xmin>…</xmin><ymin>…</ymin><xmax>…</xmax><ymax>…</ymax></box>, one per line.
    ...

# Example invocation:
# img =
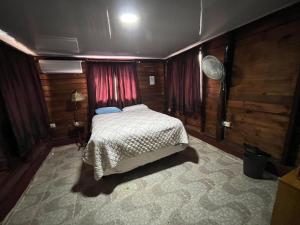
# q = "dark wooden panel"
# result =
<box><xmin>38</xmin><ymin>62</ymin><xmax>88</xmax><ymax>141</ymax></box>
<box><xmin>224</xmin><ymin>15</ymin><xmax>300</xmax><ymax>160</ymax></box>
<box><xmin>137</xmin><ymin>61</ymin><xmax>165</xmax><ymax>112</ymax></box>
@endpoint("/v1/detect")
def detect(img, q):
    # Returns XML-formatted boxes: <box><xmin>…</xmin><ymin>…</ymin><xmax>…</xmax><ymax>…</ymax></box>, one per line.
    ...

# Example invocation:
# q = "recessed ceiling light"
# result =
<box><xmin>120</xmin><ymin>13</ymin><xmax>139</xmax><ymax>25</ymax></box>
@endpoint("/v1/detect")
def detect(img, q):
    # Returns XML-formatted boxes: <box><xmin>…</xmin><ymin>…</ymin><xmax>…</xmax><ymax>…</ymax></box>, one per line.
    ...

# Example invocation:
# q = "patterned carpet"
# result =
<box><xmin>2</xmin><ymin>136</ymin><xmax>278</xmax><ymax>225</ymax></box>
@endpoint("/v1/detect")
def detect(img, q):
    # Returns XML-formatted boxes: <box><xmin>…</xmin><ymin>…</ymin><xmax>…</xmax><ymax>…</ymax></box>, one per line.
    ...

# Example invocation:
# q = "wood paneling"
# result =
<box><xmin>39</xmin><ymin>62</ymin><xmax>88</xmax><ymax>142</ymax></box>
<box><xmin>137</xmin><ymin>61</ymin><xmax>165</xmax><ymax>112</ymax></box>
<box><xmin>225</xmin><ymin>17</ymin><xmax>300</xmax><ymax>160</ymax></box>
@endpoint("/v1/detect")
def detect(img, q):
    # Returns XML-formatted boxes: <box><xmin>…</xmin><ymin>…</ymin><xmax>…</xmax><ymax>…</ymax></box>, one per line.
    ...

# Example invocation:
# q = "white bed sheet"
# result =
<box><xmin>82</xmin><ymin>108</ymin><xmax>188</xmax><ymax>180</ymax></box>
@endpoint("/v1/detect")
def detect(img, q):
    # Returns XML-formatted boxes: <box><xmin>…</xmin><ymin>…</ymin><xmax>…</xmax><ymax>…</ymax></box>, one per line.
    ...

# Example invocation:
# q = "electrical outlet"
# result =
<box><xmin>50</xmin><ymin>123</ymin><xmax>56</xmax><ymax>128</ymax></box>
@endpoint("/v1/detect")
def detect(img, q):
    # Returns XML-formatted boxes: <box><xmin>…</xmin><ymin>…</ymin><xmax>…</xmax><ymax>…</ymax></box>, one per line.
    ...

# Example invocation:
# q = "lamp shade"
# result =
<box><xmin>71</xmin><ymin>90</ymin><xmax>85</xmax><ymax>102</ymax></box>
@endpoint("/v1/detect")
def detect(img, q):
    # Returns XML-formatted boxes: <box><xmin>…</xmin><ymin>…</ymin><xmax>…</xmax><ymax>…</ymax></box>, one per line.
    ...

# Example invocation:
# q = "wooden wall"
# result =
<box><xmin>137</xmin><ymin>61</ymin><xmax>165</xmax><ymax>112</ymax></box>
<box><xmin>175</xmin><ymin>3</ymin><xmax>300</xmax><ymax>164</ymax></box>
<box><xmin>38</xmin><ymin>60</ymin><xmax>164</xmax><ymax>142</ymax></box>
<box><xmin>225</xmin><ymin>20</ymin><xmax>300</xmax><ymax>159</ymax></box>
<box><xmin>38</xmin><ymin>62</ymin><xmax>88</xmax><ymax>143</ymax></box>
<box><xmin>224</xmin><ymin>6</ymin><xmax>300</xmax><ymax>160</ymax></box>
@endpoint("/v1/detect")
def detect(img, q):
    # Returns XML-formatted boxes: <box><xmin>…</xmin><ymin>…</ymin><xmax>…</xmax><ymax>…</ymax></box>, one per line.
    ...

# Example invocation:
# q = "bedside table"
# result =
<box><xmin>72</xmin><ymin>121</ymin><xmax>86</xmax><ymax>149</ymax></box>
<box><xmin>271</xmin><ymin>168</ymin><xmax>300</xmax><ymax>225</ymax></box>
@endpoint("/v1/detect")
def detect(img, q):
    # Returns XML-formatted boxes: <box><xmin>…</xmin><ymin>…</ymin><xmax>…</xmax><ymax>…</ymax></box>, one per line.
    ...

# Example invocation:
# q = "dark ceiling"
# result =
<box><xmin>0</xmin><ymin>0</ymin><xmax>299</xmax><ymax>58</ymax></box>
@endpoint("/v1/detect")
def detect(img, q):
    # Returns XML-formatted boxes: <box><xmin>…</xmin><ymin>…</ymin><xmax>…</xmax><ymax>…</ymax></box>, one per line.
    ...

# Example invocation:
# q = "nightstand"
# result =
<box><xmin>72</xmin><ymin>121</ymin><xmax>86</xmax><ymax>149</ymax></box>
<box><xmin>271</xmin><ymin>168</ymin><xmax>300</xmax><ymax>225</ymax></box>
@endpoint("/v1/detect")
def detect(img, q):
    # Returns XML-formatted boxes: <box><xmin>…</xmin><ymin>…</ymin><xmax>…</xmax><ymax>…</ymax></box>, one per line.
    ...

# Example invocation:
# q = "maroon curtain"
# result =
<box><xmin>0</xmin><ymin>94</ymin><xmax>17</xmax><ymax>170</ymax></box>
<box><xmin>166</xmin><ymin>49</ymin><xmax>201</xmax><ymax>114</ymax></box>
<box><xmin>88</xmin><ymin>62</ymin><xmax>116</xmax><ymax>107</ymax></box>
<box><xmin>115</xmin><ymin>63</ymin><xmax>139</xmax><ymax>108</ymax></box>
<box><xmin>184</xmin><ymin>51</ymin><xmax>201</xmax><ymax>113</ymax></box>
<box><xmin>87</xmin><ymin>62</ymin><xmax>140</xmax><ymax>123</ymax></box>
<box><xmin>166</xmin><ymin>57</ymin><xmax>184</xmax><ymax>112</ymax></box>
<box><xmin>0</xmin><ymin>42</ymin><xmax>49</xmax><ymax>158</ymax></box>
<box><xmin>87</xmin><ymin>62</ymin><xmax>116</xmax><ymax>124</ymax></box>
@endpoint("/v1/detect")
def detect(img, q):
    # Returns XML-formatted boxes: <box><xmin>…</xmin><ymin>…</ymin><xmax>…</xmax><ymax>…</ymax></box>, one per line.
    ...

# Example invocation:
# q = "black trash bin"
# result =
<box><xmin>243</xmin><ymin>144</ymin><xmax>271</xmax><ymax>179</ymax></box>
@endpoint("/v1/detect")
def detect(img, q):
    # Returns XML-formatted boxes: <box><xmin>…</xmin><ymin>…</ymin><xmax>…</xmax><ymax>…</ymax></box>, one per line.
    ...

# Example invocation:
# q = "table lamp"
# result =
<box><xmin>71</xmin><ymin>89</ymin><xmax>85</xmax><ymax>124</ymax></box>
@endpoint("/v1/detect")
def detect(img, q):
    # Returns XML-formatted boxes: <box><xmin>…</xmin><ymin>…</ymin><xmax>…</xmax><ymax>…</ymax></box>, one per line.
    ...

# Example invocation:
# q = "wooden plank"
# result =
<box><xmin>40</xmin><ymin>74</ymin><xmax>86</xmax><ymax>80</ymax></box>
<box><xmin>43</xmin><ymin>89</ymin><xmax>88</xmax><ymax>96</ymax></box>
<box><xmin>229</xmin><ymin>94</ymin><xmax>293</xmax><ymax>105</ymax></box>
<box><xmin>42</xmin><ymin>83</ymin><xmax>88</xmax><ymax>92</ymax></box>
<box><xmin>228</xmin><ymin>100</ymin><xmax>290</xmax><ymax>115</ymax></box>
<box><xmin>41</xmin><ymin>79</ymin><xmax>87</xmax><ymax>86</ymax></box>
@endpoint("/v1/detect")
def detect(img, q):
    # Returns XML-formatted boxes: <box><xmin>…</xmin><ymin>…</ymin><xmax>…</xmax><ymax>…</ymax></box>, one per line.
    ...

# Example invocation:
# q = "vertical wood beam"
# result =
<box><xmin>282</xmin><ymin>66</ymin><xmax>300</xmax><ymax>165</ymax></box>
<box><xmin>164</xmin><ymin>61</ymin><xmax>168</xmax><ymax>114</ymax></box>
<box><xmin>216</xmin><ymin>32</ymin><xmax>235</xmax><ymax>141</ymax></box>
<box><xmin>200</xmin><ymin>45</ymin><xmax>207</xmax><ymax>132</ymax></box>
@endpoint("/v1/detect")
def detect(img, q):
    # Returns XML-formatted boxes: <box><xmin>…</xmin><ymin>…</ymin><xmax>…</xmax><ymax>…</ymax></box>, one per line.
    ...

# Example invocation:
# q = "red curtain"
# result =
<box><xmin>87</xmin><ymin>62</ymin><xmax>140</xmax><ymax>122</ymax></box>
<box><xmin>115</xmin><ymin>63</ymin><xmax>139</xmax><ymax>107</ymax></box>
<box><xmin>88</xmin><ymin>62</ymin><xmax>116</xmax><ymax>107</ymax></box>
<box><xmin>166</xmin><ymin>48</ymin><xmax>202</xmax><ymax>115</ymax></box>
<box><xmin>166</xmin><ymin>57</ymin><xmax>184</xmax><ymax>112</ymax></box>
<box><xmin>0</xmin><ymin>93</ymin><xmax>17</xmax><ymax>169</ymax></box>
<box><xmin>0</xmin><ymin>42</ymin><xmax>49</xmax><ymax>158</ymax></box>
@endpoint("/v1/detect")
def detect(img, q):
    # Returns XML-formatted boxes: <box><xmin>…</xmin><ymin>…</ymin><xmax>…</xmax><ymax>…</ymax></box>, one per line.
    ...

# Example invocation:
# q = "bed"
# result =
<box><xmin>82</xmin><ymin>105</ymin><xmax>188</xmax><ymax>180</ymax></box>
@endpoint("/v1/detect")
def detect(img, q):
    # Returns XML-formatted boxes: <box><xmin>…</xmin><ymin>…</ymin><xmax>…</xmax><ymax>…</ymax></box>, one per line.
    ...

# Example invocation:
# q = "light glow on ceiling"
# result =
<box><xmin>119</xmin><ymin>13</ymin><xmax>139</xmax><ymax>25</ymax></box>
<box><xmin>0</xmin><ymin>29</ymin><xmax>36</xmax><ymax>55</ymax></box>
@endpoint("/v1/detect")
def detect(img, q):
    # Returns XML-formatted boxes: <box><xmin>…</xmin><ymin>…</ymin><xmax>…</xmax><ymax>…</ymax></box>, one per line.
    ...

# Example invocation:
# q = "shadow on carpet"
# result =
<box><xmin>72</xmin><ymin>146</ymin><xmax>199</xmax><ymax>196</ymax></box>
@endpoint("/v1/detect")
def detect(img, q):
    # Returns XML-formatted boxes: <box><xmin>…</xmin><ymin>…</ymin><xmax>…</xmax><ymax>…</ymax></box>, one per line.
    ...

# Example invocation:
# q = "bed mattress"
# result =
<box><xmin>82</xmin><ymin>108</ymin><xmax>188</xmax><ymax>180</ymax></box>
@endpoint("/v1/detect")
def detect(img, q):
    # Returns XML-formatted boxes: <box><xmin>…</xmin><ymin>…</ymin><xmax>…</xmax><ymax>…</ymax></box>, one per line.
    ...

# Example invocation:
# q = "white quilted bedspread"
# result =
<box><xmin>82</xmin><ymin>109</ymin><xmax>188</xmax><ymax>180</ymax></box>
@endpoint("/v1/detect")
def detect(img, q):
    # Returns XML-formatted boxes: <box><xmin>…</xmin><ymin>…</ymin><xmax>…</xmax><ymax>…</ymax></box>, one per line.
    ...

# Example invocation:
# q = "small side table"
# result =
<box><xmin>72</xmin><ymin>121</ymin><xmax>86</xmax><ymax>150</ymax></box>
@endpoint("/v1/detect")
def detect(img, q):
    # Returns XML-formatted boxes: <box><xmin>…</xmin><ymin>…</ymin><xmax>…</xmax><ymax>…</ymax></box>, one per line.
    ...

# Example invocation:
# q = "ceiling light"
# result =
<box><xmin>120</xmin><ymin>13</ymin><xmax>139</xmax><ymax>25</ymax></box>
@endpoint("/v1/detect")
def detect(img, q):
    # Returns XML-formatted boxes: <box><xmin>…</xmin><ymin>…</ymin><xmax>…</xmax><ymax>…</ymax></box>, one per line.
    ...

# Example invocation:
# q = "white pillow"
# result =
<box><xmin>123</xmin><ymin>104</ymin><xmax>149</xmax><ymax>112</ymax></box>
